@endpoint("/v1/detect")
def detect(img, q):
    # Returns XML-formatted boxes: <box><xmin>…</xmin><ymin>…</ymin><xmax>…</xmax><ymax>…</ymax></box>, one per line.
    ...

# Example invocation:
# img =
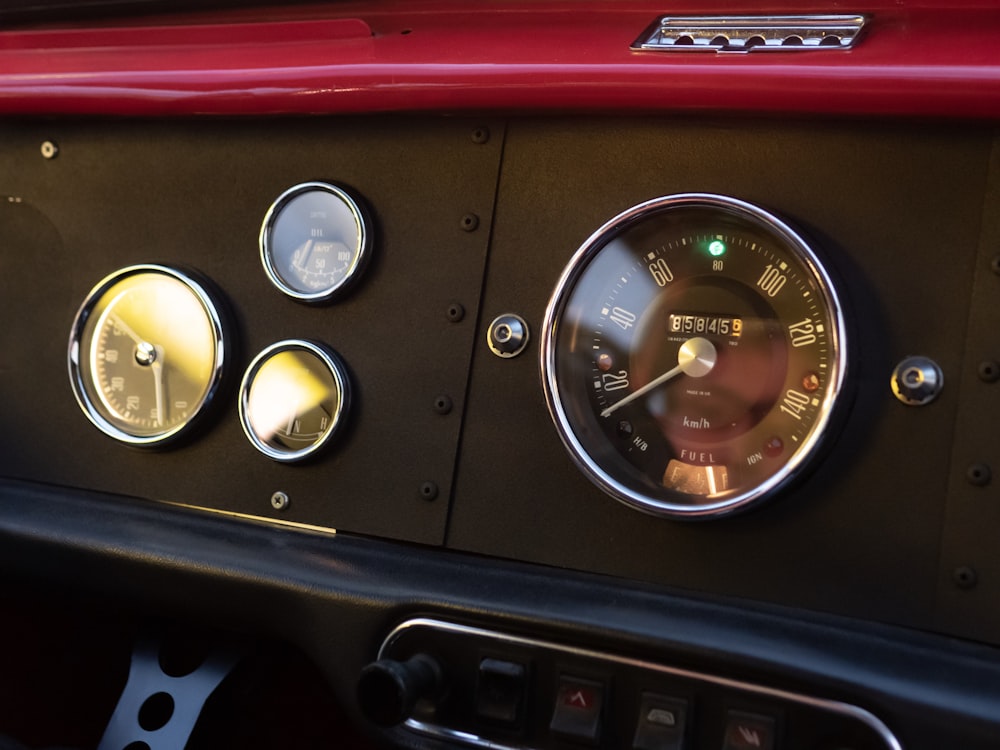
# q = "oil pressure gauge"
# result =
<box><xmin>239</xmin><ymin>340</ymin><xmax>350</xmax><ymax>462</ymax></box>
<box><xmin>541</xmin><ymin>194</ymin><xmax>848</xmax><ymax>519</ymax></box>
<box><xmin>68</xmin><ymin>265</ymin><xmax>228</xmax><ymax>446</ymax></box>
<box><xmin>260</xmin><ymin>182</ymin><xmax>372</xmax><ymax>302</ymax></box>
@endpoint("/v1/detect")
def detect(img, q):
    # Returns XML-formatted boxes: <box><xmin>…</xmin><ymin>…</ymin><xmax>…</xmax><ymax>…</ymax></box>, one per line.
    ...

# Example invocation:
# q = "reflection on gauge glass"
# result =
<box><xmin>68</xmin><ymin>265</ymin><xmax>227</xmax><ymax>445</ymax></box>
<box><xmin>260</xmin><ymin>182</ymin><xmax>372</xmax><ymax>302</ymax></box>
<box><xmin>239</xmin><ymin>340</ymin><xmax>350</xmax><ymax>462</ymax></box>
<box><xmin>541</xmin><ymin>194</ymin><xmax>848</xmax><ymax>519</ymax></box>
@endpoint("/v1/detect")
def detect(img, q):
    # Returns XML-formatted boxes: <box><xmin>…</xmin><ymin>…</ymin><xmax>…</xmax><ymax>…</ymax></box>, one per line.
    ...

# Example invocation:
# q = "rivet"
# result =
<box><xmin>40</xmin><ymin>141</ymin><xmax>59</xmax><ymax>160</ymax></box>
<box><xmin>471</xmin><ymin>127</ymin><xmax>490</xmax><ymax>145</ymax></box>
<box><xmin>270</xmin><ymin>491</ymin><xmax>290</xmax><ymax>511</ymax></box>
<box><xmin>446</xmin><ymin>303</ymin><xmax>465</xmax><ymax>323</ymax></box>
<box><xmin>966</xmin><ymin>463</ymin><xmax>992</xmax><ymax>487</ymax></box>
<box><xmin>460</xmin><ymin>214</ymin><xmax>480</xmax><ymax>232</ymax></box>
<box><xmin>419</xmin><ymin>482</ymin><xmax>439</xmax><ymax>502</ymax></box>
<box><xmin>433</xmin><ymin>395</ymin><xmax>453</xmax><ymax>415</ymax></box>
<box><xmin>953</xmin><ymin>566</ymin><xmax>978</xmax><ymax>590</ymax></box>
<box><xmin>979</xmin><ymin>361</ymin><xmax>1000</xmax><ymax>383</ymax></box>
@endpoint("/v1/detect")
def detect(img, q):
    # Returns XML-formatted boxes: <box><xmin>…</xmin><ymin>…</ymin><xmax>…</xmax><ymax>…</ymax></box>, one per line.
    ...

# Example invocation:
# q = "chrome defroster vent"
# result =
<box><xmin>632</xmin><ymin>15</ymin><xmax>866</xmax><ymax>53</ymax></box>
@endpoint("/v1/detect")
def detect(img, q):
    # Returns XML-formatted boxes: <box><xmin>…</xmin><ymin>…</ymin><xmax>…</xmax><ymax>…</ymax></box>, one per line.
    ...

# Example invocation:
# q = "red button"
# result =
<box><xmin>722</xmin><ymin>711</ymin><xmax>776</xmax><ymax>750</ymax></box>
<box><xmin>563</xmin><ymin>686</ymin><xmax>598</xmax><ymax>710</ymax></box>
<box><xmin>550</xmin><ymin>676</ymin><xmax>605</xmax><ymax>745</ymax></box>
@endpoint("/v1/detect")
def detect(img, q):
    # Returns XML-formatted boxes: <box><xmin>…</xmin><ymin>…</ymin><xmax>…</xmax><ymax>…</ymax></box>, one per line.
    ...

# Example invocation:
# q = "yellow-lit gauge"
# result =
<box><xmin>68</xmin><ymin>265</ymin><xmax>228</xmax><ymax>446</ymax></box>
<box><xmin>259</xmin><ymin>182</ymin><xmax>372</xmax><ymax>303</ymax></box>
<box><xmin>238</xmin><ymin>340</ymin><xmax>350</xmax><ymax>462</ymax></box>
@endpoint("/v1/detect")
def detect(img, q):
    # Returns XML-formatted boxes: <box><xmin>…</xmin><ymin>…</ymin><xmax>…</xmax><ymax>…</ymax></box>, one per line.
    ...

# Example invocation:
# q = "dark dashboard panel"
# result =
<box><xmin>1</xmin><ymin>116</ymin><xmax>999</xmax><ymax>648</ymax></box>
<box><xmin>0</xmin><ymin>118</ymin><xmax>501</xmax><ymax>545</ymax></box>
<box><xmin>452</xmin><ymin>118</ymin><xmax>996</xmax><ymax>641</ymax></box>
<box><xmin>937</xmin><ymin>137</ymin><xmax>1000</xmax><ymax>643</ymax></box>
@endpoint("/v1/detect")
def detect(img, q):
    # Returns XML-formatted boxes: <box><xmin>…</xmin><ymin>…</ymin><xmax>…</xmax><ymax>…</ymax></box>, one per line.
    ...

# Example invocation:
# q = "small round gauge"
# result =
<box><xmin>68</xmin><ymin>265</ymin><xmax>227</xmax><ymax>446</ymax></box>
<box><xmin>259</xmin><ymin>182</ymin><xmax>372</xmax><ymax>302</ymax></box>
<box><xmin>541</xmin><ymin>194</ymin><xmax>848</xmax><ymax>519</ymax></box>
<box><xmin>239</xmin><ymin>340</ymin><xmax>350</xmax><ymax>462</ymax></box>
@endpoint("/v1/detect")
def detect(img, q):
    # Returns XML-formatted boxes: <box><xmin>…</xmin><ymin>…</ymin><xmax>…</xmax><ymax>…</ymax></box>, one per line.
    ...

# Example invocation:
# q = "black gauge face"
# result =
<box><xmin>541</xmin><ymin>194</ymin><xmax>847</xmax><ymax>518</ymax></box>
<box><xmin>239</xmin><ymin>340</ymin><xmax>350</xmax><ymax>463</ymax></box>
<box><xmin>68</xmin><ymin>265</ymin><xmax>227</xmax><ymax>445</ymax></box>
<box><xmin>260</xmin><ymin>182</ymin><xmax>371</xmax><ymax>302</ymax></box>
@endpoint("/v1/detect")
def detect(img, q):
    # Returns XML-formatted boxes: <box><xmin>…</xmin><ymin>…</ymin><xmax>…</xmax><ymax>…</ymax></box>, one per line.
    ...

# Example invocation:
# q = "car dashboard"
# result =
<box><xmin>1</xmin><ymin>2</ymin><xmax>1000</xmax><ymax>749</ymax></box>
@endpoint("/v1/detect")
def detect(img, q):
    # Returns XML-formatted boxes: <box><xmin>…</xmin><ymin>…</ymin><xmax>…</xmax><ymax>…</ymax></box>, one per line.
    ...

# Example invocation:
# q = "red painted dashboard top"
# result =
<box><xmin>0</xmin><ymin>0</ymin><xmax>998</xmax><ymax>119</ymax></box>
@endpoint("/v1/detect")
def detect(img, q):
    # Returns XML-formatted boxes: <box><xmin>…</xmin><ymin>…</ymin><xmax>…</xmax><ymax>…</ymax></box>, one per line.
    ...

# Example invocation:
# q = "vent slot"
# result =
<box><xmin>632</xmin><ymin>15</ymin><xmax>866</xmax><ymax>53</ymax></box>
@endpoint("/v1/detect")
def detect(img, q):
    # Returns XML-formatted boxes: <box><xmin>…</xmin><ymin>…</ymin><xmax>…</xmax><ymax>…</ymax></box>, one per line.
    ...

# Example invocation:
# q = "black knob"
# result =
<box><xmin>357</xmin><ymin>654</ymin><xmax>443</xmax><ymax>727</ymax></box>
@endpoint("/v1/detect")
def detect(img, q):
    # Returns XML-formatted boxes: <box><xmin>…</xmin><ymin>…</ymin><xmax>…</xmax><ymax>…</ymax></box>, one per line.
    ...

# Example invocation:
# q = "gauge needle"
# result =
<box><xmin>284</xmin><ymin>400</ymin><xmax>299</xmax><ymax>436</ymax></box>
<box><xmin>151</xmin><ymin>346</ymin><xmax>166</xmax><ymax>428</ymax></box>
<box><xmin>600</xmin><ymin>336</ymin><xmax>717</xmax><ymax>418</ymax></box>
<box><xmin>292</xmin><ymin>239</ymin><xmax>315</xmax><ymax>271</ymax></box>
<box><xmin>109</xmin><ymin>313</ymin><xmax>147</xmax><ymax>347</ymax></box>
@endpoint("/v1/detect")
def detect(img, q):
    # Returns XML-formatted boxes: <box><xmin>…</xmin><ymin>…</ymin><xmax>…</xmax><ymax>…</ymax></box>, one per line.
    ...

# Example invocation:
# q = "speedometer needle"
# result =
<box><xmin>150</xmin><ymin>346</ymin><xmax>166</xmax><ymax>428</ymax></box>
<box><xmin>600</xmin><ymin>336</ymin><xmax>717</xmax><ymax>418</ymax></box>
<box><xmin>109</xmin><ymin>313</ymin><xmax>147</xmax><ymax>347</ymax></box>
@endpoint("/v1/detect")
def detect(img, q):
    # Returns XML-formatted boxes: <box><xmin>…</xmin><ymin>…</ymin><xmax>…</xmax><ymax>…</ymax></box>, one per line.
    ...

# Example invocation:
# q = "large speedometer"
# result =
<box><xmin>541</xmin><ymin>194</ymin><xmax>848</xmax><ymax>519</ymax></box>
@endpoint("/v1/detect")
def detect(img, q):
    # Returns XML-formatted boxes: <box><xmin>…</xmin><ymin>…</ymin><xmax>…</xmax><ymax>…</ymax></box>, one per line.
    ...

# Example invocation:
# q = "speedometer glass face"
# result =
<box><xmin>68</xmin><ymin>265</ymin><xmax>226</xmax><ymax>446</ymax></box>
<box><xmin>541</xmin><ymin>194</ymin><xmax>847</xmax><ymax>518</ymax></box>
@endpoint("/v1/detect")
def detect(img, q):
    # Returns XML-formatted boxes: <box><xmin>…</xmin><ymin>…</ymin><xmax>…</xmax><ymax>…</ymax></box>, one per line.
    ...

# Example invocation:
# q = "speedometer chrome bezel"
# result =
<box><xmin>67</xmin><ymin>264</ymin><xmax>228</xmax><ymax>447</ymax></box>
<box><xmin>540</xmin><ymin>193</ymin><xmax>848</xmax><ymax>519</ymax></box>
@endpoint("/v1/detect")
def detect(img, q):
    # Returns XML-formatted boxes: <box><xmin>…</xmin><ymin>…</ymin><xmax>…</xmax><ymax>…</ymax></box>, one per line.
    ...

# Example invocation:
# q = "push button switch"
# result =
<box><xmin>475</xmin><ymin>658</ymin><xmax>526</xmax><ymax>727</ymax></box>
<box><xmin>549</xmin><ymin>676</ymin><xmax>605</xmax><ymax>745</ymax></box>
<box><xmin>632</xmin><ymin>693</ymin><xmax>688</xmax><ymax>749</ymax></box>
<box><xmin>722</xmin><ymin>711</ymin><xmax>776</xmax><ymax>750</ymax></box>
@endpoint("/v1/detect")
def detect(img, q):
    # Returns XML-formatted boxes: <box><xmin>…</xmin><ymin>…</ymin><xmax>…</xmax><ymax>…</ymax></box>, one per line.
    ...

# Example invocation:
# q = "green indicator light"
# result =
<box><xmin>708</xmin><ymin>240</ymin><xmax>727</xmax><ymax>257</ymax></box>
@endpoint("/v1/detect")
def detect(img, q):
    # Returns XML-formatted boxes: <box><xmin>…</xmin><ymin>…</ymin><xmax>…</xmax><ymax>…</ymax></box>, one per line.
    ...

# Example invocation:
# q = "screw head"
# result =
<box><xmin>979</xmin><ymin>361</ymin><xmax>1000</xmax><ymax>383</ymax></box>
<box><xmin>487</xmin><ymin>314</ymin><xmax>530</xmax><ymax>358</ymax></box>
<box><xmin>446</xmin><ymin>303</ymin><xmax>465</xmax><ymax>323</ymax></box>
<box><xmin>40</xmin><ymin>141</ymin><xmax>59</xmax><ymax>160</ymax></box>
<box><xmin>953</xmin><ymin>566</ymin><xmax>978</xmax><ymax>590</ymax></box>
<box><xmin>270</xmin><ymin>491</ymin><xmax>290</xmax><ymax>511</ymax></box>
<box><xmin>471</xmin><ymin>127</ymin><xmax>490</xmax><ymax>144</ymax></box>
<box><xmin>433</xmin><ymin>395</ymin><xmax>453</xmax><ymax>415</ymax></box>
<box><xmin>967</xmin><ymin>463</ymin><xmax>992</xmax><ymax>487</ymax></box>
<box><xmin>890</xmin><ymin>356</ymin><xmax>943</xmax><ymax>406</ymax></box>
<box><xmin>460</xmin><ymin>214</ymin><xmax>480</xmax><ymax>232</ymax></box>
<box><xmin>419</xmin><ymin>482</ymin><xmax>439</xmax><ymax>502</ymax></box>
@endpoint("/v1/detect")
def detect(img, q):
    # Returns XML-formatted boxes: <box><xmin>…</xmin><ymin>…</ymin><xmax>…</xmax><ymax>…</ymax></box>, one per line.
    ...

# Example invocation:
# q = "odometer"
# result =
<box><xmin>541</xmin><ymin>194</ymin><xmax>848</xmax><ymax>518</ymax></box>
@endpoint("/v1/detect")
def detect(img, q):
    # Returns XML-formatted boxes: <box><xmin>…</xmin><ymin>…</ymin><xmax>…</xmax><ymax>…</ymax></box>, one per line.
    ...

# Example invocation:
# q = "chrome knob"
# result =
<box><xmin>891</xmin><ymin>356</ymin><xmax>943</xmax><ymax>406</ymax></box>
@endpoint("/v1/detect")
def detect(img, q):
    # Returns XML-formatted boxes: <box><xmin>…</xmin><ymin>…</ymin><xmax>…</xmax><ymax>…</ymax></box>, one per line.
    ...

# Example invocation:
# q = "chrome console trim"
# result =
<box><xmin>379</xmin><ymin>617</ymin><xmax>903</xmax><ymax>750</ymax></box>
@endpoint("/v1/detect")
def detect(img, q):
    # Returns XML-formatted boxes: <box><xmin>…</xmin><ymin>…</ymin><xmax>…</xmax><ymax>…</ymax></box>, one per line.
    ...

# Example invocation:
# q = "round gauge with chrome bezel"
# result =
<box><xmin>68</xmin><ymin>264</ymin><xmax>228</xmax><ymax>446</ymax></box>
<box><xmin>541</xmin><ymin>194</ymin><xmax>848</xmax><ymax>519</ymax></box>
<box><xmin>239</xmin><ymin>339</ymin><xmax>351</xmax><ymax>463</ymax></box>
<box><xmin>259</xmin><ymin>182</ymin><xmax>372</xmax><ymax>303</ymax></box>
